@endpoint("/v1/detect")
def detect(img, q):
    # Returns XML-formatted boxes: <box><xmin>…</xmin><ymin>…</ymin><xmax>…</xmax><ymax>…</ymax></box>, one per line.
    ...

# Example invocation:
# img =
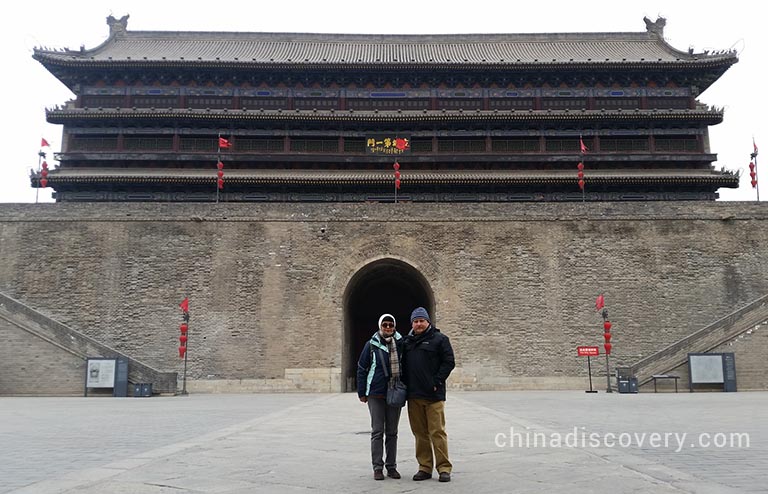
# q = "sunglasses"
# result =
<box><xmin>381</xmin><ymin>323</ymin><xmax>395</xmax><ymax>328</ymax></box>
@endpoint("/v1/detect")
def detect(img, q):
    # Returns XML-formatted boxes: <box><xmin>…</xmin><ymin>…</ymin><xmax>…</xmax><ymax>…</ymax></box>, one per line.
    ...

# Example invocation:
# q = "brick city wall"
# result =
<box><xmin>1</xmin><ymin>202</ymin><xmax>767</xmax><ymax>393</ymax></box>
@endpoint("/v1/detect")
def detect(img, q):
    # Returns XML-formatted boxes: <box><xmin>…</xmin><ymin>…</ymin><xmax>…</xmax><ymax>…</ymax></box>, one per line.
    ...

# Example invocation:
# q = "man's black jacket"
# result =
<box><xmin>403</xmin><ymin>326</ymin><xmax>455</xmax><ymax>401</ymax></box>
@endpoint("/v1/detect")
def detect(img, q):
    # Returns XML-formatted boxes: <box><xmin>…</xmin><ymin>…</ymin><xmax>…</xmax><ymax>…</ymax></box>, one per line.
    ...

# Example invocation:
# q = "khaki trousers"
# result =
<box><xmin>407</xmin><ymin>398</ymin><xmax>452</xmax><ymax>474</ymax></box>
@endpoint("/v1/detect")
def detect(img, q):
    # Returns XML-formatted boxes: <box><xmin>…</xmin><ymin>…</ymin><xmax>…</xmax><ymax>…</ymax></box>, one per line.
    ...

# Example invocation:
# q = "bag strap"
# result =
<box><xmin>381</xmin><ymin>348</ymin><xmax>401</xmax><ymax>387</ymax></box>
<box><xmin>379</xmin><ymin>348</ymin><xmax>390</xmax><ymax>379</ymax></box>
<box><xmin>371</xmin><ymin>344</ymin><xmax>397</xmax><ymax>385</ymax></box>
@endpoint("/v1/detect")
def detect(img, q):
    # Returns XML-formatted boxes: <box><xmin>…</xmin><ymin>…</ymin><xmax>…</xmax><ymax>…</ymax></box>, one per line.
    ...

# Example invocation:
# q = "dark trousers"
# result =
<box><xmin>367</xmin><ymin>396</ymin><xmax>402</xmax><ymax>471</ymax></box>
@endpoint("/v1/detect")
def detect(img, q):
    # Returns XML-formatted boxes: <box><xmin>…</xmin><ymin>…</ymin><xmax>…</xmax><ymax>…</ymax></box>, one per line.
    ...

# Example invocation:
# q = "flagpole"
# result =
<box><xmin>216</xmin><ymin>133</ymin><xmax>221</xmax><ymax>204</ymax></box>
<box><xmin>178</xmin><ymin>298</ymin><xmax>190</xmax><ymax>396</ymax></box>
<box><xmin>36</xmin><ymin>150</ymin><xmax>43</xmax><ymax>204</ymax></box>
<box><xmin>752</xmin><ymin>139</ymin><xmax>760</xmax><ymax>201</ymax></box>
<box><xmin>602</xmin><ymin>308</ymin><xmax>612</xmax><ymax>393</ymax></box>
<box><xmin>393</xmin><ymin>160</ymin><xmax>401</xmax><ymax>204</ymax></box>
<box><xmin>756</xmin><ymin>153</ymin><xmax>760</xmax><ymax>202</ymax></box>
<box><xmin>579</xmin><ymin>135</ymin><xmax>587</xmax><ymax>202</ymax></box>
<box><xmin>36</xmin><ymin>139</ymin><xmax>51</xmax><ymax>204</ymax></box>
<box><xmin>581</xmin><ymin>144</ymin><xmax>586</xmax><ymax>203</ymax></box>
<box><xmin>182</xmin><ymin>310</ymin><xmax>189</xmax><ymax>395</ymax></box>
<box><xmin>394</xmin><ymin>168</ymin><xmax>398</xmax><ymax>204</ymax></box>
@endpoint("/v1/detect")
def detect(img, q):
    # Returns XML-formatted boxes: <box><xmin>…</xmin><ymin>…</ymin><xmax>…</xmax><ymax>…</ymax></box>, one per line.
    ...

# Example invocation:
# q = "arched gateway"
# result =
<box><xmin>342</xmin><ymin>258</ymin><xmax>433</xmax><ymax>391</ymax></box>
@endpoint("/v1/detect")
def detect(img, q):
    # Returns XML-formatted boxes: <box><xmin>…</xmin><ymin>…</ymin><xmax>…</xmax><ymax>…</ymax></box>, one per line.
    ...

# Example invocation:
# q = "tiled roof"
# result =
<box><xmin>45</xmin><ymin>107</ymin><xmax>724</xmax><ymax>125</ymax></box>
<box><xmin>34</xmin><ymin>19</ymin><xmax>737</xmax><ymax>68</ymax></box>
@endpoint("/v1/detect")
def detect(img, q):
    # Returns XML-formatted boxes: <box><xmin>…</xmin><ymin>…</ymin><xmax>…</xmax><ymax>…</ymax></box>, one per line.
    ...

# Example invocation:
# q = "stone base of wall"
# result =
<box><xmin>185</xmin><ymin>366</ymin><xmax>588</xmax><ymax>393</ymax></box>
<box><xmin>449</xmin><ymin>366</ymin><xmax>588</xmax><ymax>390</ymax></box>
<box><xmin>187</xmin><ymin>367</ymin><xmax>343</xmax><ymax>393</ymax></box>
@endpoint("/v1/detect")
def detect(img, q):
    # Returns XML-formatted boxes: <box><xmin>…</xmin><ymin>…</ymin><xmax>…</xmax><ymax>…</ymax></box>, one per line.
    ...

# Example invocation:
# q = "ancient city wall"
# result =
<box><xmin>1</xmin><ymin>202</ymin><xmax>766</xmax><ymax>393</ymax></box>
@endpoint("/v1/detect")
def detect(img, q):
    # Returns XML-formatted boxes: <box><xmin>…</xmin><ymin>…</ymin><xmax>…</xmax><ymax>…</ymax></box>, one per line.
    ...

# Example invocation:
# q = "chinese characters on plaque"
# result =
<box><xmin>366</xmin><ymin>136</ymin><xmax>411</xmax><ymax>155</ymax></box>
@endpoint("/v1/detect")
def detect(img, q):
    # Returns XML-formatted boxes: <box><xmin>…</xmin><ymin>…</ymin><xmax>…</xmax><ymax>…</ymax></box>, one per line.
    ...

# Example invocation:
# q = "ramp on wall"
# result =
<box><xmin>629</xmin><ymin>293</ymin><xmax>768</xmax><ymax>389</ymax></box>
<box><xmin>0</xmin><ymin>291</ymin><xmax>177</xmax><ymax>396</ymax></box>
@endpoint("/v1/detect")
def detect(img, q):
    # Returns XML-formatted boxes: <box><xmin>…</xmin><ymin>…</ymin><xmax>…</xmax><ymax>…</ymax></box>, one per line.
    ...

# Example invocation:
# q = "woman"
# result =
<box><xmin>357</xmin><ymin>313</ymin><xmax>404</xmax><ymax>480</ymax></box>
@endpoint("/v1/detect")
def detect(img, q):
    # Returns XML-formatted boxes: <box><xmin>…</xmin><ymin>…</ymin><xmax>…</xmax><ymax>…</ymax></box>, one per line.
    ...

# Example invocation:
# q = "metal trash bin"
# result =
<box><xmin>133</xmin><ymin>383</ymin><xmax>153</xmax><ymax>397</ymax></box>
<box><xmin>616</xmin><ymin>367</ymin><xmax>638</xmax><ymax>394</ymax></box>
<box><xmin>140</xmin><ymin>383</ymin><xmax>152</xmax><ymax>397</ymax></box>
<box><xmin>618</xmin><ymin>377</ymin><xmax>638</xmax><ymax>393</ymax></box>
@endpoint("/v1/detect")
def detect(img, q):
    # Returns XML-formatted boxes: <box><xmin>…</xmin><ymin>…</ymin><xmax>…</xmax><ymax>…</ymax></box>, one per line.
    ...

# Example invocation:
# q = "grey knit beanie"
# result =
<box><xmin>410</xmin><ymin>307</ymin><xmax>430</xmax><ymax>323</ymax></box>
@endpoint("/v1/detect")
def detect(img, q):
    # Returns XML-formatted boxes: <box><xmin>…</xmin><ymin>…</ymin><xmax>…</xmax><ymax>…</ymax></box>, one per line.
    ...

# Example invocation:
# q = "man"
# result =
<box><xmin>357</xmin><ymin>314</ymin><xmax>404</xmax><ymax>480</ymax></box>
<box><xmin>403</xmin><ymin>306</ymin><xmax>455</xmax><ymax>482</ymax></box>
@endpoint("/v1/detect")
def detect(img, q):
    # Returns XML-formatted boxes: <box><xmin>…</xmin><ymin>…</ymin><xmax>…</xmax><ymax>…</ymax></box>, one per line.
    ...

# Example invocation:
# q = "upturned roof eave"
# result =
<box><xmin>34</xmin><ymin>54</ymin><xmax>736</xmax><ymax>95</ymax></box>
<box><xmin>44</xmin><ymin>107</ymin><xmax>725</xmax><ymax>125</ymax></box>
<box><xmin>34</xmin><ymin>169</ymin><xmax>740</xmax><ymax>185</ymax></box>
<box><xmin>32</xmin><ymin>52</ymin><xmax>738</xmax><ymax>72</ymax></box>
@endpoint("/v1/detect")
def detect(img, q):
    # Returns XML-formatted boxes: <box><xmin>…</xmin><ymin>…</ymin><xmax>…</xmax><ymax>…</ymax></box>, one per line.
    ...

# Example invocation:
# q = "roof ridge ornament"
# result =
<box><xmin>643</xmin><ymin>16</ymin><xmax>666</xmax><ymax>37</ymax></box>
<box><xmin>107</xmin><ymin>14</ymin><xmax>129</xmax><ymax>37</ymax></box>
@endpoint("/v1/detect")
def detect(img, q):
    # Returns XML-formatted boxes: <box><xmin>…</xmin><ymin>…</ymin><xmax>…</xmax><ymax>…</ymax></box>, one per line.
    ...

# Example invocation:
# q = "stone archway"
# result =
<box><xmin>342</xmin><ymin>258</ymin><xmax>433</xmax><ymax>392</ymax></box>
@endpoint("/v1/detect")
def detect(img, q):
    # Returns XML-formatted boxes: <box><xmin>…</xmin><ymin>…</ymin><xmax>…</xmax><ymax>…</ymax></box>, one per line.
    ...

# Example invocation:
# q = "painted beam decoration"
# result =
<box><xmin>366</xmin><ymin>135</ymin><xmax>411</xmax><ymax>155</ymax></box>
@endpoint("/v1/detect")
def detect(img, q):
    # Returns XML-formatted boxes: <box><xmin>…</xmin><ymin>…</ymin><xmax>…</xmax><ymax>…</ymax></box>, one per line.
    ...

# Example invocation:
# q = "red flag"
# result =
<box><xmin>580</xmin><ymin>138</ymin><xmax>588</xmax><ymax>154</ymax></box>
<box><xmin>595</xmin><ymin>294</ymin><xmax>605</xmax><ymax>311</ymax></box>
<box><xmin>40</xmin><ymin>138</ymin><xmax>50</xmax><ymax>147</ymax></box>
<box><xmin>753</xmin><ymin>138</ymin><xmax>759</xmax><ymax>158</ymax></box>
<box><xmin>179</xmin><ymin>297</ymin><xmax>189</xmax><ymax>313</ymax></box>
<box><xmin>218</xmin><ymin>137</ymin><xmax>231</xmax><ymax>149</ymax></box>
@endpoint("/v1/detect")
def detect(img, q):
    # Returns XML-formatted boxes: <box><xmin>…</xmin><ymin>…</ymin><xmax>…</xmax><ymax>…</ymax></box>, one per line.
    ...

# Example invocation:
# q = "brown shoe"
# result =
<box><xmin>374</xmin><ymin>470</ymin><xmax>385</xmax><ymax>480</ymax></box>
<box><xmin>412</xmin><ymin>470</ymin><xmax>432</xmax><ymax>481</ymax></box>
<box><xmin>387</xmin><ymin>468</ymin><xmax>401</xmax><ymax>479</ymax></box>
<box><xmin>439</xmin><ymin>472</ymin><xmax>451</xmax><ymax>482</ymax></box>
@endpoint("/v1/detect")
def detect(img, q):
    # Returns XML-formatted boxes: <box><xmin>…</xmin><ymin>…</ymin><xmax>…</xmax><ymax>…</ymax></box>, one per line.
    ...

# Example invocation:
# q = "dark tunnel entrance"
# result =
<box><xmin>342</xmin><ymin>258</ymin><xmax>433</xmax><ymax>391</ymax></box>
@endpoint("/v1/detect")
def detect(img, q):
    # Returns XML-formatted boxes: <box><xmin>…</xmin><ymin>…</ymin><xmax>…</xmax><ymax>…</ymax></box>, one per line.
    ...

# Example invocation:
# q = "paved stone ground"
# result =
<box><xmin>1</xmin><ymin>391</ymin><xmax>765</xmax><ymax>493</ymax></box>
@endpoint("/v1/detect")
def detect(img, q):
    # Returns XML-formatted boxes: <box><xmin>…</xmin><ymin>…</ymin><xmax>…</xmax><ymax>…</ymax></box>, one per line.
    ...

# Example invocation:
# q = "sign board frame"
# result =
<box><xmin>687</xmin><ymin>352</ymin><xmax>737</xmax><ymax>392</ymax></box>
<box><xmin>84</xmin><ymin>358</ymin><xmax>117</xmax><ymax>396</ymax></box>
<box><xmin>577</xmin><ymin>346</ymin><xmax>600</xmax><ymax>393</ymax></box>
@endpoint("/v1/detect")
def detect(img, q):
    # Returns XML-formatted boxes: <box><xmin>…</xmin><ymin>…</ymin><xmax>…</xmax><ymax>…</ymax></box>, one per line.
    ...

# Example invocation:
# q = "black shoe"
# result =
<box><xmin>412</xmin><ymin>471</ymin><xmax>432</xmax><ymax>481</ymax></box>
<box><xmin>374</xmin><ymin>470</ymin><xmax>385</xmax><ymax>480</ymax></box>
<box><xmin>387</xmin><ymin>469</ymin><xmax>401</xmax><ymax>479</ymax></box>
<box><xmin>439</xmin><ymin>472</ymin><xmax>451</xmax><ymax>482</ymax></box>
